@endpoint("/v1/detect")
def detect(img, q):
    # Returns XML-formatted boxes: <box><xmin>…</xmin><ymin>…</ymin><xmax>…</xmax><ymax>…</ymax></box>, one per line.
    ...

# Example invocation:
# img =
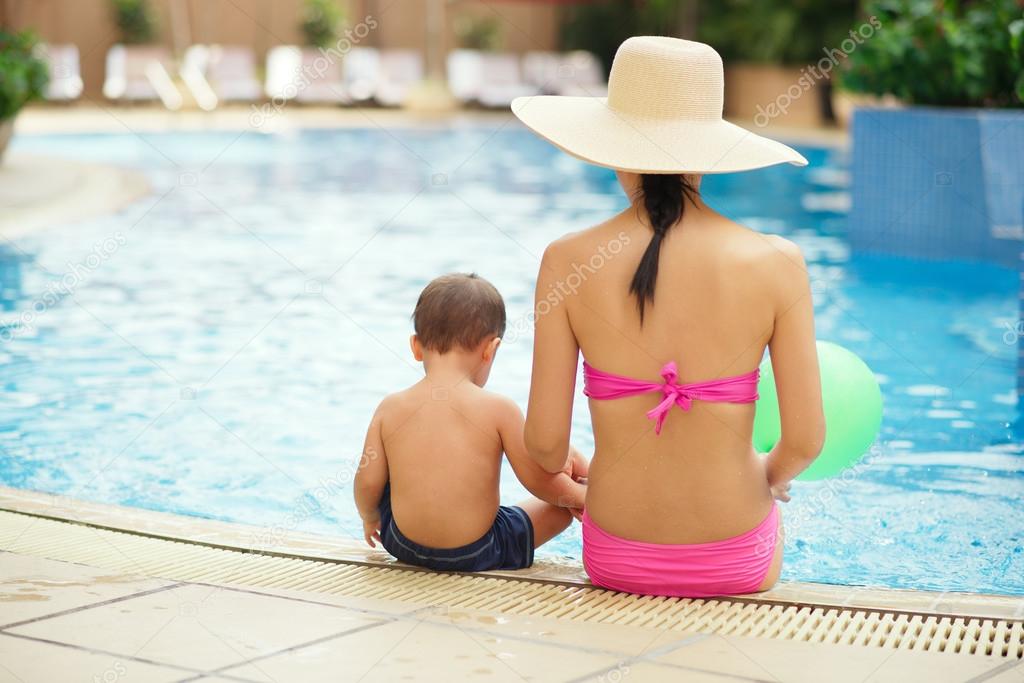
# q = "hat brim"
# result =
<box><xmin>511</xmin><ymin>95</ymin><xmax>808</xmax><ymax>174</ymax></box>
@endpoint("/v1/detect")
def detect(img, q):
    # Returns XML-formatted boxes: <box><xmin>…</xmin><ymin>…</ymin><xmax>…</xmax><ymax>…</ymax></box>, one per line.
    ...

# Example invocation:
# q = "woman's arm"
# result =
<box><xmin>763</xmin><ymin>239</ymin><xmax>826</xmax><ymax>487</ymax></box>
<box><xmin>524</xmin><ymin>241</ymin><xmax>581</xmax><ymax>473</ymax></box>
<box><xmin>498</xmin><ymin>397</ymin><xmax>586</xmax><ymax>509</ymax></box>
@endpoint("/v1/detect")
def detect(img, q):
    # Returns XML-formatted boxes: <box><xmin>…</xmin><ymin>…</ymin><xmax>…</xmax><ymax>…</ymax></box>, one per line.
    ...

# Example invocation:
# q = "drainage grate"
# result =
<box><xmin>1</xmin><ymin>510</ymin><xmax>1021</xmax><ymax>659</ymax></box>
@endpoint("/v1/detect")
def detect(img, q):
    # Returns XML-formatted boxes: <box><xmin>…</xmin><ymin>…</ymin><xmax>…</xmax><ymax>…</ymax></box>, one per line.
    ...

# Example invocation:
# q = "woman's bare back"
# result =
<box><xmin>541</xmin><ymin>197</ymin><xmax>810</xmax><ymax>544</ymax></box>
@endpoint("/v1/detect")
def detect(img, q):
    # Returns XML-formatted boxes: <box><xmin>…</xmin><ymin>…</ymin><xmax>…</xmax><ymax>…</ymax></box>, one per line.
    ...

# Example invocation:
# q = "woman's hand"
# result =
<box><xmin>770</xmin><ymin>481</ymin><xmax>792</xmax><ymax>503</ymax></box>
<box><xmin>757</xmin><ymin>446</ymin><xmax>791</xmax><ymax>502</ymax></box>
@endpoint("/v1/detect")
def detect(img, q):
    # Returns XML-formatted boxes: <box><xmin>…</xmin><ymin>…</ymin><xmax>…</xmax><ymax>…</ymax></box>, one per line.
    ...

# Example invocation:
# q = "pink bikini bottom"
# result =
<box><xmin>582</xmin><ymin>504</ymin><xmax>780</xmax><ymax>598</ymax></box>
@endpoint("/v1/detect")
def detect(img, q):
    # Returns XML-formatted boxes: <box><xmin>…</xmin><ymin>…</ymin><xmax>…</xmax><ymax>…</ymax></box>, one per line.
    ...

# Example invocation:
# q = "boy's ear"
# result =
<box><xmin>410</xmin><ymin>335</ymin><xmax>424</xmax><ymax>361</ymax></box>
<box><xmin>483</xmin><ymin>337</ymin><xmax>501</xmax><ymax>361</ymax></box>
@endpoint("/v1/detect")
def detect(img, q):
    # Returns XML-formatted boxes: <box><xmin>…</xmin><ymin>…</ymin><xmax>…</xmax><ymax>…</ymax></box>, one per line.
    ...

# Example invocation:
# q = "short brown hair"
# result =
<box><xmin>413</xmin><ymin>273</ymin><xmax>506</xmax><ymax>353</ymax></box>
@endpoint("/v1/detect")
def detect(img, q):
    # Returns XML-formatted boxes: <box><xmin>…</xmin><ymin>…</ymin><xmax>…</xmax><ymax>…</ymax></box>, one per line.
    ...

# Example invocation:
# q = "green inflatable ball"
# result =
<box><xmin>752</xmin><ymin>341</ymin><xmax>882</xmax><ymax>481</ymax></box>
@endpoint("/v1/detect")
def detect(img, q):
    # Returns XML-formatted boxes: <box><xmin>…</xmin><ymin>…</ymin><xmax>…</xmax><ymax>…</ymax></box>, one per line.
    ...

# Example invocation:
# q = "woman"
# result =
<box><xmin>513</xmin><ymin>37</ymin><xmax>825</xmax><ymax>598</ymax></box>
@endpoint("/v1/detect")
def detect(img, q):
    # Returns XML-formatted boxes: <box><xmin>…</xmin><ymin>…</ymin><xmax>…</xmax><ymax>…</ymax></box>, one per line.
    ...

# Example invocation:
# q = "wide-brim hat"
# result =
<box><xmin>512</xmin><ymin>36</ymin><xmax>808</xmax><ymax>174</ymax></box>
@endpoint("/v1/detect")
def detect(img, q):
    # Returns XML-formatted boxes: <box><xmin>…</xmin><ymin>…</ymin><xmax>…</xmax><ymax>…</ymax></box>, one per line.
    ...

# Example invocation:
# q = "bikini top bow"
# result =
<box><xmin>645</xmin><ymin>362</ymin><xmax>694</xmax><ymax>435</ymax></box>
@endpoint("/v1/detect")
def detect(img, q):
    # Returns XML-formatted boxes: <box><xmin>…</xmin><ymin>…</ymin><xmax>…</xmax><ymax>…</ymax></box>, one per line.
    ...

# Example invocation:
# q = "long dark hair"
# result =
<box><xmin>629</xmin><ymin>174</ymin><xmax>699</xmax><ymax>323</ymax></box>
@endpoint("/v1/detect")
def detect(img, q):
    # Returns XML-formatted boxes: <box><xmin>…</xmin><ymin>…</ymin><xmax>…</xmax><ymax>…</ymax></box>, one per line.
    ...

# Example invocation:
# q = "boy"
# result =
<box><xmin>354</xmin><ymin>273</ymin><xmax>587</xmax><ymax>571</ymax></box>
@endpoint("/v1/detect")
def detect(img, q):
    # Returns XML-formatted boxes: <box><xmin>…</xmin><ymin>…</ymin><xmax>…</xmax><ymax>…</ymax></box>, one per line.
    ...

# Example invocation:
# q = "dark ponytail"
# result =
<box><xmin>629</xmin><ymin>174</ymin><xmax>698</xmax><ymax>323</ymax></box>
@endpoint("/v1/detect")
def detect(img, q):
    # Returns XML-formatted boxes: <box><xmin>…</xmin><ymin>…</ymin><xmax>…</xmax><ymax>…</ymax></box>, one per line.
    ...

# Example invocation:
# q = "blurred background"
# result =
<box><xmin>7</xmin><ymin>0</ymin><xmax>1018</xmax><ymax>124</ymax></box>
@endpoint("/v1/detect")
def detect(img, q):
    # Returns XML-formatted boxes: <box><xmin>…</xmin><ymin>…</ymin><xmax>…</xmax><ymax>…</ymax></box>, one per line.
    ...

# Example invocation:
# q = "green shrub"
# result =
<box><xmin>841</xmin><ymin>0</ymin><xmax>1024</xmax><ymax>107</ymax></box>
<box><xmin>110</xmin><ymin>0</ymin><xmax>157</xmax><ymax>45</ymax></box>
<box><xmin>697</xmin><ymin>0</ymin><xmax>859</xmax><ymax>65</ymax></box>
<box><xmin>0</xmin><ymin>30</ymin><xmax>49</xmax><ymax>121</ymax></box>
<box><xmin>561</xmin><ymin>0</ymin><xmax>859</xmax><ymax>72</ymax></box>
<box><xmin>560</xmin><ymin>0</ymin><xmax>684</xmax><ymax>73</ymax></box>
<box><xmin>454</xmin><ymin>15</ymin><xmax>503</xmax><ymax>51</ymax></box>
<box><xmin>301</xmin><ymin>0</ymin><xmax>344</xmax><ymax>49</ymax></box>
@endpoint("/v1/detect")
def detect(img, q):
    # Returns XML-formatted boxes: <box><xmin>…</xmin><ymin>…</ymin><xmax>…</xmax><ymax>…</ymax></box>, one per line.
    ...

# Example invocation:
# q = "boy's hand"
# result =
<box><xmin>563</xmin><ymin>446</ymin><xmax>590</xmax><ymax>483</ymax></box>
<box><xmin>559</xmin><ymin>448</ymin><xmax>590</xmax><ymax>522</ymax></box>
<box><xmin>362</xmin><ymin>515</ymin><xmax>382</xmax><ymax>548</ymax></box>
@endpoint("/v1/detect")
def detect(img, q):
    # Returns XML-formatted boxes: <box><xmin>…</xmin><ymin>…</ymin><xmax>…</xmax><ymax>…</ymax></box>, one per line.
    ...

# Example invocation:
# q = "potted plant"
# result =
<box><xmin>453</xmin><ymin>15</ymin><xmax>503</xmax><ymax>51</ymax></box>
<box><xmin>842</xmin><ymin>0</ymin><xmax>1024</xmax><ymax>267</ymax></box>
<box><xmin>111</xmin><ymin>0</ymin><xmax>157</xmax><ymax>44</ymax></box>
<box><xmin>697</xmin><ymin>0</ymin><xmax>860</xmax><ymax>128</ymax></box>
<box><xmin>104</xmin><ymin>0</ymin><xmax>178</xmax><ymax>105</ymax></box>
<box><xmin>301</xmin><ymin>0</ymin><xmax>343</xmax><ymax>50</ymax></box>
<box><xmin>0</xmin><ymin>30</ymin><xmax>49</xmax><ymax>162</ymax></box>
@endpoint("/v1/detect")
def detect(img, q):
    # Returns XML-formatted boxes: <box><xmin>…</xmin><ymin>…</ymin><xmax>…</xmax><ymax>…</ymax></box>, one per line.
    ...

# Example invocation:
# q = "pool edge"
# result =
<box><xmin>2</xmin><ymin>485</ymin><xmax>1020</xmax><ymax>622</ymax></box>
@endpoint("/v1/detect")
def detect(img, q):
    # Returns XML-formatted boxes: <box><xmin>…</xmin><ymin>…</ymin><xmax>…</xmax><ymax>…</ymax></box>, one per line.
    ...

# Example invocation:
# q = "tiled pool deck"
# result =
<box><xmin>2</xmin><ymin>486</ymin><xmax>1022</xmax><ymax>682</ymax></box>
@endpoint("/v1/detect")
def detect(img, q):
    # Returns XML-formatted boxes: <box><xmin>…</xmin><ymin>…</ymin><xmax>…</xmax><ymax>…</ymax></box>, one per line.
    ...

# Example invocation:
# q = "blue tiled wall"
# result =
<box><xmin>850</xmin><ymin>107</ymin><xmax>1023</xmax><ymax>268</ymax></box>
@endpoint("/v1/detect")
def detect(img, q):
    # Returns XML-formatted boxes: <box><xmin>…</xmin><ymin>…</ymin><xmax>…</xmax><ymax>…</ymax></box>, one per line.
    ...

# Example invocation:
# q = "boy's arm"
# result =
<box><xmin>496</xmin><ymin>396</ymin><xmax>587</xmax><ymax>510</ymax></box>
<box><xmin>353</xmin><ymin>404</ymin><xmax>390</xmax><ymax>547</ymax></box>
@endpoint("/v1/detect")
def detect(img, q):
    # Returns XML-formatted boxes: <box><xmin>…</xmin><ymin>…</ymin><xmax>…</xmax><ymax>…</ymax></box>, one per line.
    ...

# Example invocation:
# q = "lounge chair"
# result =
<box><xmin>446</xmin><ymin>48</ymin><xmax>483</xmax><ymax>103</ymax></box>
<box><xmin>183</xmin><ymin>45</ymin><xmax>262</xmax><ymax>105</ymax></box>
<box><xmin>180</xmin><ymin>45</ymin><xmax>218</xmax><ymax>110</ymax></box>
<box><xmin>522</xmin><ymin>50</ymin><xmax>607</xmax><ymax>97</ymax></box>
<box><xmin>375</xmin><ymin>50</ymin><xmax>423</xmax><ymax>107</ymax></box>
<box><xmin>522</xmin><ymin>51</ymin><xmax>562</xmax><ymax>94</ymax></box>
<box><xmin>476</xmin><ymin>52</ymin><xmax>538</xmax><ymax>108</ymax></box>
<box><xmin>447</xmin><ymin>49</ymin><xmax>537</xmax><ymax>107</ymax></box>
<box><xmin>265</xmin><ymin>46</ymin><xmax>301</xmax><ymax>100</ymax></box>
<box><xmin>342</xmin><ymin>46</ymin><xmax>380</xmax><ymax>103</ymax></box>
<box><xmin>40</xmin><ymin>44</ymin><xmax>83</xmax><ymax>101</ymax></box>
<box><xmin>266</xmin><ymin>46</ymin><xmax>348</xmax><ymax>104</ymax></box>
<box><xmin>103</xmin><ymin>45</ymin><xmax>182</xmax><ymax>110</ymax></box>
<box><xmin>555</xmin><ymin>51</ymin><xmax>608</xmax><ymax>97</ymax></box>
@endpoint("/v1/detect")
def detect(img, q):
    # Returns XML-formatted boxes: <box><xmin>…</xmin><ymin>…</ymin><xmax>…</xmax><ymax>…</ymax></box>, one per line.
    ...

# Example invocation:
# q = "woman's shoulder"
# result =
<box><xmin>541</xmin><ymin>218</ymin><xmax>625</xmax><ymax>265</ymax></box>
<box><xmin>713</xmin><ymin>216</ymin><xmax>807</xmax><ymax>267</ymax></box>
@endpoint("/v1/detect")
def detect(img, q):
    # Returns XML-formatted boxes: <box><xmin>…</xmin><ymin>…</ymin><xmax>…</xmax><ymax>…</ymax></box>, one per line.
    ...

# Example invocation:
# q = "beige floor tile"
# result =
<box><xmin>866</xmin><ymin>650</ymin><xmax>1011</xmax><ymax>683</ymax></box>
<box><xmin>0</xmin><ymin>634</ymin><xmax>185</xmax><ymax>683</ymax></box>
<box><xmin>221</xmin><ymin>617</ymin><xmax>624</xmax><ymax>683</ymax></box>
<box><xmin>8</xmin><ymin>583</ymin><xmax>388</xmax><ymax>672</ymax></box>
<box><xmin>0</xmin><ymin>553</ymin><xmax>173</xmax><ymax>628</ymax></box>
<box><xmin>984</xmin><ymin>660</ymin><xmax>1024</xmax><ymax>682</ymax></box>
<box><xmin>655</xmin><ymin>633</ymin><xmax>1010</xmax><ymax>683</ymax></box>
<box><xmin>655</xmin><ymin>634</ymin><xmax>890</xmax><ymax>683</ymax></box>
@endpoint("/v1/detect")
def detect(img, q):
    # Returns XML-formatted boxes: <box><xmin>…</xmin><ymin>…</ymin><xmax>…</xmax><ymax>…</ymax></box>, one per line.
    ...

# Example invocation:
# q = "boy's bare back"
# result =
<box><xmin>368</xmin><ymin>379</ymin><xmax>519</xmax><ymax>547</ymax></box>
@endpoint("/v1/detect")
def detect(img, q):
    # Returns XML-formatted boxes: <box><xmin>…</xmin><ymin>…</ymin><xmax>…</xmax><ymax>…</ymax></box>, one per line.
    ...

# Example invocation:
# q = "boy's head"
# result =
<box><xmin>411</xmin><ymin>273</ymin><xmax>506</xmax><ymax>385</ymax></box>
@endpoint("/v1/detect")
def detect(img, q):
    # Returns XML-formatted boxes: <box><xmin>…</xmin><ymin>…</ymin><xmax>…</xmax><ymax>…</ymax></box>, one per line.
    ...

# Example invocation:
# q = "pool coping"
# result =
<box><xmin>16</xmin><ymin>104</ymin><xmax>850</xmax><ymax>148</ymax></box>
<box><xmin>0</xmin><ymin>152</ymin><xmax>150</xmax><ymax>240</ymax></box>
<box><xmin>2</xmin><ymin>485</ymin><xmax>1020</xmax><ymax>622</ymax></box>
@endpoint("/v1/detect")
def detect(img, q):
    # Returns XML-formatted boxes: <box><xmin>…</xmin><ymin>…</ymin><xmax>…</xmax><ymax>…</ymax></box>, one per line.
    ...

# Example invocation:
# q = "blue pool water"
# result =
<box><xmin>2</xmin><ymin>126</ymin><xmax>1021</xmax><ymax>595</ymax></box>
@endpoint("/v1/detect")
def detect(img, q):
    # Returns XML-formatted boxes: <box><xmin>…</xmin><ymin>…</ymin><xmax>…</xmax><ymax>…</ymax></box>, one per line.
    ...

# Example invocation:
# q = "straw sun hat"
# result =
<box><xmin>511</xmin><ymin>36</ymin><xmax>808</xmax><ymax>174</ymax></box>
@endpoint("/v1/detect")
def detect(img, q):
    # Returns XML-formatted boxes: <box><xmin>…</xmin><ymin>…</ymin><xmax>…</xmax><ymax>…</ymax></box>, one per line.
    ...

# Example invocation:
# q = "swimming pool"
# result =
<box><xmin>2</xmin><ymin>125</ymin><xmax>1020</xmax><ymax>595</ymax></box>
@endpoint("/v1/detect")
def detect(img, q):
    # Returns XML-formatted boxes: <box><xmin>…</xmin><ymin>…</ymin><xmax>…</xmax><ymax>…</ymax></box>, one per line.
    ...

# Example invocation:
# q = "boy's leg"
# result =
<box><xmin>515</xmin><ymin>498</ymin><xmax>573</xmax><ymax>548</ymax></box>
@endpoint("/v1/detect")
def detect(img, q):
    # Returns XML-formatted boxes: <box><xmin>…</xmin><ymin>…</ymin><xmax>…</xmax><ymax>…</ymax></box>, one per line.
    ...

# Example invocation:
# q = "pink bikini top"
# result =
<box><xmin>582</xmin><ymin>361</ymin><xmax>760</xmax><ymax>435</ymax></box>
